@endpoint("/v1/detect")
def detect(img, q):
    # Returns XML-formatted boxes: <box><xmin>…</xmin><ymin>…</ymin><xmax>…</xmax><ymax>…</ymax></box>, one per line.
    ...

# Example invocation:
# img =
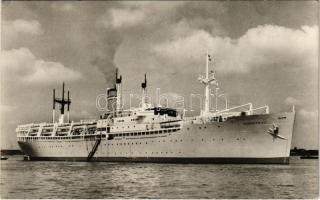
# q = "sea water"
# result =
<box><xmin>0</xmin><ymin>156</ymin><xmax>318</xmax><ymax>199</ymax></box>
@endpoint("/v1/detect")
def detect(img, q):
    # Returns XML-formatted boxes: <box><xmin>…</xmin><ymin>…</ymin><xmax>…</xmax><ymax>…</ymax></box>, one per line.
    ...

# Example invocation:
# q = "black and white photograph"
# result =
<box><xmin>0</xmin><ymin>0</ymin><xmax>318</xmax><ymax>199</ymax></box>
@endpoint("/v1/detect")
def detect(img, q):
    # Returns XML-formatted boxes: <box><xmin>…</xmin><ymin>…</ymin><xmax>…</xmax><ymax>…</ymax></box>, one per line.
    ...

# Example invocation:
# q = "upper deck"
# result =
<box><xmin>16</xmin><ymin>106</ymin><xmax>182</xmax><ymax>141</ymax></box>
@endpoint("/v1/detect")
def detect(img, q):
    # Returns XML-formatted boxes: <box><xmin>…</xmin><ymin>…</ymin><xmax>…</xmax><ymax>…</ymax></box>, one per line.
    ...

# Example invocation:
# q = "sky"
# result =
<box><xmin>0</xmin><ymin>1</ymin><xmax>318</xmax><ymax>149</ymax></box>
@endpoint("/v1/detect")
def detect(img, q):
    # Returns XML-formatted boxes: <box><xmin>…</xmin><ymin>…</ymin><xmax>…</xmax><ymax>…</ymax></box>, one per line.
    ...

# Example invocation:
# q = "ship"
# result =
<box><xmin>16</xmin><ymin>52</ymin><xmax>296</xmax><ymax>164</ymax></box>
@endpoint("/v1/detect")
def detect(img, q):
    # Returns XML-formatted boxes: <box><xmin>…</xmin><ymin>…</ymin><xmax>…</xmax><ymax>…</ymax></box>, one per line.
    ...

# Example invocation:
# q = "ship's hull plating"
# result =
<box><xmin>18</xmin><ymin>112</ymin><xmax>295</xmax><ymax>164</ymax></box>
<box><xmin>24</xmin><ymin>156</ymin><xmax>289</xmax><ymax>164</ymax></box>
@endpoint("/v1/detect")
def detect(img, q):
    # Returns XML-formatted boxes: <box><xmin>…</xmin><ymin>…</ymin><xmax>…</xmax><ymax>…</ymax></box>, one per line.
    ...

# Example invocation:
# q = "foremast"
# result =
<box><xmin>197</xmin><ymin>51</ymin><xmax>271</xmax><ymax>118</ymax></box>
<box><xmin>198</xmin><ymin>50</ymin><xmax>217</xmax><ymax>117</ymax></box>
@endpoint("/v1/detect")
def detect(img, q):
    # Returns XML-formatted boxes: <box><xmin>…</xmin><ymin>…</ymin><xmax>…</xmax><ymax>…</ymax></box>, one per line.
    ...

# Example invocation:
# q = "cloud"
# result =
<box><xmin>51</xmin><ymin>2</ymin><xmax>75</xmax><ymax>12</ymax></box>
<box><xmin>102</xmin><ymin>8</ymin><xmax>146</xmax><ymax>28</ymax></box>
<box><xmin>285</xmin><ymin>97</ymin><xmax>301</xmax><ymax>105</ymax></box>
<box><xmin>1</xmin><ymin>48</ymin><xmax>82</xmax><ymax>84</ymax></box>
<box><xmin>100</xmin><ymin>2</ymin><xmax>185</xmax><ymax>29</ymax></box>
<box><xmin>0</xmin><ymin>105</ymin><xmax>16</xmax><ymax>113</ymax></box>
<box><xmin>299</xmin><ymin>109</ymin><xmax>318</xmax><ymax>119</ymax></box>
<box><xmin>153</xmin><ymin>24</ymin><xmax>318</xmax><ymax>73</ymax></box>
<box><xmin>3</xmin><ymin>19</ymin><xmax>43</xmax><ymax>35</ymax></box>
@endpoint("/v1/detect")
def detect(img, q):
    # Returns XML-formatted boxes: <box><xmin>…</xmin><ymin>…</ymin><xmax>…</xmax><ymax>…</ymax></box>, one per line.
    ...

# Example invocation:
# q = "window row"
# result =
<box><xmin>110</xmin><ymin>128</ymin><xmax>179</xmax><ymax>137</ymax></box>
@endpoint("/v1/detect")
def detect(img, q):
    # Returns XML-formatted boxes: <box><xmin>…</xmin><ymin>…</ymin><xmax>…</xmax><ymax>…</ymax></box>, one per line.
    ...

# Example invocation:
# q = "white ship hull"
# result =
<box><xmin>18</xmin><ymin>112</ymin><xmax>295</xmax><ymax>164</ymax></box>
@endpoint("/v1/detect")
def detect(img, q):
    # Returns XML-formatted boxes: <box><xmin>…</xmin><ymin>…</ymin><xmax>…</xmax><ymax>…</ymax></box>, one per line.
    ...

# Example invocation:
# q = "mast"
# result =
<box><xmin>115</xmin><ymin>68</ymin><xmax>122</xmax><ymax>111</ymax></box>
<box><xmin>60</xmin><ymin>82</ymin><xmax>65</xmax><ymax>123</ymax></box>
<box><xmin>198</xmin><ymin>50</ymin><xmax>216</xmax><ymax>116</ymax></box>
<box><xmin>52</xmin><ymin>89</ymin><xmax>55</xmax><ymax>123</ymax></box>
<box><xmin>215</xmin><ymin>85</ymin><xmax>219</xmax><ymax>111</ymax></box>
<box><xmin>53</xmin><ymin>82</ymin><xmax>71</xmax><ymax>124</ymax></box>
<box><xmin>67</xmin><ymin>90</ymin><xmax>70</xmax><ymax>123</ymax></box>
<box><xmin>141</xmin><ymin>74</ymin><xmax>147</xmax><ymax>109</ymax></box>
<box><xmin>204</xmin><ymin>50</ymin><xmax>210</xmax><ymax>114</ymax></box>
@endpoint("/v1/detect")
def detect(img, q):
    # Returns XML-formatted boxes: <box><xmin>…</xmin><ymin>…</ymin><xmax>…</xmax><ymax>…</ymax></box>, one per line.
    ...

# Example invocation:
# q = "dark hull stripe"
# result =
<box><xmin>27</xmin><ymin>156</ymin><xmax>290</xmax><ymax>164</ymax></box>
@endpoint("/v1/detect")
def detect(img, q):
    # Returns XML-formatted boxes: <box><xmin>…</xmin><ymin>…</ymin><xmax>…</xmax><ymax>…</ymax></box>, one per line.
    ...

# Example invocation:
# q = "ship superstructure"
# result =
<box><xmin>16</xmin><ymin>52</ymin><xmax>295</xmax><ymax>164</ymax></box>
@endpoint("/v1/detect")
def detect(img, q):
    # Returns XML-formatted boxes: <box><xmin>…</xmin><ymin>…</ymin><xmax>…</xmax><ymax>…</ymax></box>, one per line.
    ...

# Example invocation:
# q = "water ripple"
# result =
<box><xmin>0</xmin><ymin>156</ymin><xmax>318</xmax><ymax>199</ymax></box>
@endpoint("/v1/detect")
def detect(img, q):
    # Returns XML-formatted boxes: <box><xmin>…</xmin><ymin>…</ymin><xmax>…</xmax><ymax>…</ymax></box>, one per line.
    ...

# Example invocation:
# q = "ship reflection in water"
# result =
<box><xmin>1</xmin><ymin>156</ymin><xmax>317</xmax><ymax>199</ymax></box>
